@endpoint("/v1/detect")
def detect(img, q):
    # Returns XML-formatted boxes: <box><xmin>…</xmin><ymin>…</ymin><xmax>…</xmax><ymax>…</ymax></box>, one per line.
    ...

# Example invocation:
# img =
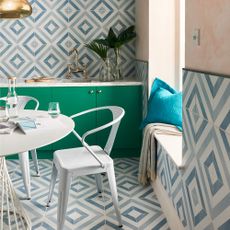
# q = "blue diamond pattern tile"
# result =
<box><xmin>57</xmin><ymin>0</ymin><xmax>80</xmax><ymax>22</ymax></box>
<box><xmin>23</xmin><ymin>32</ymin><xmax>46</xmax><ymax>56</ymax></box>
<box><xmin>123</xmin><ymin>206</ymin><xmax>148</xmax><ymax>222</ymax></box>
<box><xmin>166</xmin><ymin>154</ymin><xmax>179</xmax><ymax>187</ymax></box>
<box><xmin>66</xmin><ymin>207</ymin><xmax>88</xmax><ymax>225</ymax></box>
<box><xmin>44</xmin><ymin>20</ymin><xmax>60</xmax><ymax>35</ymax></box>
<box><xmin>218</xmin><ymin>219</ymin><xmax>230</xmax><ymax>230</ymax></box>
<box><xmin>6</xmin><ymin>158</ymin><xmax>168</xmax><ymax>230</ymax></box>
<box><xmin>30</xmin><ymin>0</ymin><xmax>46</xmax><ymax>22</ymax></box>
<box><xmin>91</xmin><ymin>0</ymin><xmax>114</xmax><ymax>22</ymax></box>
<box><xmin>174</xmin><ymin>71</ymin><xmax>230</xmax><ymax>230</ymax></box>
<box><xmin>0</xmin><ymin>32</ymin><xmax>12</xmax><ymax>56</ymax></box>
<box><xmin>112</xmin><ymin>19</ymin><xmax>127</xmax><ymax>33</ymax></box>
<box><xmin>186</xmin><ymin>109</ymin><xmax>209</xmax><ymax>144</ymax></box>
<box><xmin>10</xmin><ymin>20</ymin><xmax>25</xmax><ymax>35</ymax></box>
<box><xmin>185</xmin><ymin>167</ymin><xmax>207</xmax><ymax>227</ymax></box>
<box><xmin>10</xmin><ymin>54</ymin><xmax>25</xmax><ymax>69</ymax></box>
<box><xmin>118</xmin><ymin>180</ymin><xmax>138</xmax><ymax>192</ymax></box>
<box><xmin>204</xmin><ymin>151</ymin><xmax>223</xmax><ymax>196</ymax></box>
<box><xmin>0</xmin><ymin>0</ymin><xmax>136</xmax><ymax>79</ymax></box>
<box><xmin>57</xmin><ymin>32</ymin><xmax>80</xmax><ymax>56</ymax></box>
<box><xmin>79</xmin><ymin>19</ymin><xmax>93</xmax><ymax>35</ymax></box>
<box><xmin>44</xmin><ymin>54</ymin><xmax>59</xmax><ymax>69</ymax></box>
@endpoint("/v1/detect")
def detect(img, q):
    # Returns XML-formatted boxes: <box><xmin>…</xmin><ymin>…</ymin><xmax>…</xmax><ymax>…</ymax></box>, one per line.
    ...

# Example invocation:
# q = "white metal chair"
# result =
<box><xmin>46</xmin><ymin>106</ymin><xmax>125</xmax><ymax>230</ymax></box>
<box><xmin>0</xmin><ymin>95</ymin><xmax>40</xmax><ymax>199</ymax></box>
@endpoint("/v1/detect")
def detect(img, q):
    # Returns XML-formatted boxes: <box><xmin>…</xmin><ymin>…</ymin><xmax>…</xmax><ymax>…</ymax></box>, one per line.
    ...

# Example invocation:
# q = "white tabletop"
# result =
<box><xmin>0</xmin><ymin>110</ymin><xmax>74</xmax><ymax>157</ymax></box>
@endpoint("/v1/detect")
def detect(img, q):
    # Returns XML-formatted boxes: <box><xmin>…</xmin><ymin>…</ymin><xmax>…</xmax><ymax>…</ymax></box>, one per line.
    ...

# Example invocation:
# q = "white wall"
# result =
<box><xmin>135</xmin><ymin>0</ymin><xmax>149</xmax><ymax>61</ymax></box>
<box><xmin>149</xmin><ymin>0</ymin><xmax>180</xmax><ymax>90</ymax></box>
<box><xmin>186</xmin><ymin>0</ymin><xmax>230</xmax><ymax>76</ymax></box>
<box><xmin>135</xmin><ymin>0</ymin><xmax>183</xmax><ymax>91</ymax></box>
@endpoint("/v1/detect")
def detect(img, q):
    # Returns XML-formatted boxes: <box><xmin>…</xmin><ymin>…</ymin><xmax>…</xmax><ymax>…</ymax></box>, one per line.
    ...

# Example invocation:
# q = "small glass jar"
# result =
<box><xmin>6</xmin><ymin>76</ymin><xmax>18</xmax><ymax>118</ymax></box>
<box><xmin>0</xmin><ymin>106</ymin><xmax>9</xmax><ymax>122</ymax></box>
<box><xmin>99</xmin><ymin>58</ymin><xmax>114</xmax><ymax>82</ymax></box>
<box><xmin>48</xmin><ymin>102</ymin><xmax>60</xmax><ymax>118</ymax></box>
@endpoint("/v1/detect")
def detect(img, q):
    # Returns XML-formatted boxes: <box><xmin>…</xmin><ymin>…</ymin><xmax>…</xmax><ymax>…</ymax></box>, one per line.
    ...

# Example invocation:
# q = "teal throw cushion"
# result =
<box><xmin>141</xmin><ymin>78</ymin><xmax>182</xmax><ymax>130</ymax></box>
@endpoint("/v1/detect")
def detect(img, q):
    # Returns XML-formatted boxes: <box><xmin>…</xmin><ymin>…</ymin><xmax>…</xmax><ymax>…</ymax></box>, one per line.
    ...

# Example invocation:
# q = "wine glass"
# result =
<box><xmin>48</xmin><ymin>102</ymin><xmax>60</xmax><ymax>118</ymax></box>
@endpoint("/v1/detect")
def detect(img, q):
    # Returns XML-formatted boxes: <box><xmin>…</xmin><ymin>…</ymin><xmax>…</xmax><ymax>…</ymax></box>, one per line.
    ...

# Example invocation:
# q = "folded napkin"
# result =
<box><xmin>0</xmin><ymin>121</ymin><xmax>17</xmax><ymax>134</ymax></box>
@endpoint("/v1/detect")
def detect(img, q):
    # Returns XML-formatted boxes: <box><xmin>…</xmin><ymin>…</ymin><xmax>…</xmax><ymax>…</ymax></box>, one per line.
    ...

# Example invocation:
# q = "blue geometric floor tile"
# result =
<box><xmin>7</xmin><ymin>158</ymin><xmax>169</xmax><ymax>230</ymax></box>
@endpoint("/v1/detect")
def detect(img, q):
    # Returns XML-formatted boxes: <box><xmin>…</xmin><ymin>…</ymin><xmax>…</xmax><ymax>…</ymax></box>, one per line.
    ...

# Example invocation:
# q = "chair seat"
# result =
<box><xmin>54</xmin><ymin>145</ymin><xmax>113</xmax><ymax>172</ymax></box>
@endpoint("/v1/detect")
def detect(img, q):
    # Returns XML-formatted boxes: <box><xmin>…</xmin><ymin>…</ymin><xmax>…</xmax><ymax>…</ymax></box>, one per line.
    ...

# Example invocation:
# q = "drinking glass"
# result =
<box><xmin>0</xmin><ymin>106</ymin><xmax>9</xmax><ymax>122</ymax></box>
<box><xmin>48</xmin><ymin>102</ymin><xmax>60</xmax><ymax>118</ymax></box>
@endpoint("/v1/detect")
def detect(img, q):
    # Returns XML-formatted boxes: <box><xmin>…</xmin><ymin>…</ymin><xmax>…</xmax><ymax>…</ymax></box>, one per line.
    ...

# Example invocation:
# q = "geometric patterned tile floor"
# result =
<box><xmin>7</xmin><ymin>158</ymin><xmax>170</xmax><ymax>230</ymax></box>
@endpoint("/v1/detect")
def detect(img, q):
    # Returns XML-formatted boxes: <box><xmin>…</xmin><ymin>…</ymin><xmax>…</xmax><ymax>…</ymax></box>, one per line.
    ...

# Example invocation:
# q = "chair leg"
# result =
<box><xmin>57</xmin><ymin>170</ymin><xmax>71</xmax><ymax>230</ymax></box>
<box><xmin>46</xmin><ymin>163</ymin><xmax>58</xmax><ymax>207</ymax></box>
<box><xmin>30</xmin><ymin>149</ymin><xmax>40</xmax><ymax>176</ymax></box>
<box><xmin>107</xmin><ymin>164</ymin><xmax>122</xmax><ymax>227</ymax></box>
<box><xmin>18</xmin><ymin>151</ymin><xmax>31</xmax><ymax>199</ymax></box>
<box><xmin>95</xmin><ymin>174</ymin><xmax>103</xmax><ymax>194</ymax></box>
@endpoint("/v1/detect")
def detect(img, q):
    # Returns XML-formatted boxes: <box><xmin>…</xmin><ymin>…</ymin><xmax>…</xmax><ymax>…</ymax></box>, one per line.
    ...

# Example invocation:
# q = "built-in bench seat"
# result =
<box><xmin>154</xmin><ymin>133</ymin><xmax>182</xmax><ymax>168</ymax></box>
<box><xmin>153</xmin><ymin>133</ymin><xmax>184</xmax><ymax>230</ymax></box>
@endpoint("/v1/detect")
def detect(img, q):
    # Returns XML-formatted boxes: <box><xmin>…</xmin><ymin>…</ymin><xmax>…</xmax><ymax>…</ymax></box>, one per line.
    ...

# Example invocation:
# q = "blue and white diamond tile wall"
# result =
<box><xmin>136</xmin><ymin>60</ymin><xmax>148</xmax><ymax>118</ymax></box>
<box><xmin>0</xmin><ymin>0</ymin><xmax>136</xmax><ymax>79</ymax></box>
<box><xmin>157</xmin><ymin>70</ymin><xmax>230</xmax><ymax>230</ymax></box>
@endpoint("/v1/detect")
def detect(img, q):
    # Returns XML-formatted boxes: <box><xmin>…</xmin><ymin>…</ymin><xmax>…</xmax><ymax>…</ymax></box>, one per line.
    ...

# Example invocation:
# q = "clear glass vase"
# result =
<box><xmin>99</xmin><ymin>58</ymin><xmax>114</xmax><ymax>82</ymax></box>
<box><xmin>113</xmin><ymin>48</ymin><xmax>122</xmax><ymax>80</ymax></box>
<box><xmin>6</xmin><ymin>76</ymin><xmax>18</xmax><ymax>118</ymax></box>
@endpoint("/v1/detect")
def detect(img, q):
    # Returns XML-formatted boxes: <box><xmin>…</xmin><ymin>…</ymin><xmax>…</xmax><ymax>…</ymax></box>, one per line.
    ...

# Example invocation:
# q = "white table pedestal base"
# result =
<box><xmin>0</xmin><ymin>157</ymin><xmax>31</xmax><ymax>230</ymax></box>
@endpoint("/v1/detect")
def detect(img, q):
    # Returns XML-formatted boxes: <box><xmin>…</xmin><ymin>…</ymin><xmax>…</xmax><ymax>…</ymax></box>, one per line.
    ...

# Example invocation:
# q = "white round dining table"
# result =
<box><xmin>0</xmin><ymin>110</ymin><xmax>74</xmax><ymax>230</ymax></box>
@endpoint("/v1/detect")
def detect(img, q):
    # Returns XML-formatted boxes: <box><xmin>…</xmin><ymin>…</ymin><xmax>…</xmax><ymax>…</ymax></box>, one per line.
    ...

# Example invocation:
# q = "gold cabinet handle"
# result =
<box><xmin>97</xmin><ymin>90</ymin><xmax>102</xmax><ymax>94</ymax></box>
<box><xmin>88</xmin><ymin>90</ymin><xmax>94</xmax><ymax>94</ymax></box>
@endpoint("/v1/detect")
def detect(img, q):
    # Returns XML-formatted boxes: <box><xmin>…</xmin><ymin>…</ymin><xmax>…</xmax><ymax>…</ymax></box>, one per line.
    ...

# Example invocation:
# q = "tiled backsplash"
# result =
<box><xmin>0</xmin><ymin>0</ymin><xmax>135</xmax><ymax>79</ymax></box>
<box><xmin>135</xmin><ymin>60</ymin><xmax>148</xmax><ymax>118</ymax></box>
<box><xmin>157</xmin><ymin>70</ymin><xmax>230</xmax><ymax>229</ymax></box>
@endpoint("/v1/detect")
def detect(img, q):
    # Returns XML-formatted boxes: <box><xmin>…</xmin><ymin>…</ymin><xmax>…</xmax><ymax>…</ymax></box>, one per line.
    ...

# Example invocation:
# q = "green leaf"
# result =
<box><xmin>85</xmin><ymin>25</ymin><xmax>136</xmax><ymax>57</ymax></box>
<box><xmin>85</xmin><ymin>41</ymin><xmax>108</xmax><ymax>61</ymax></box>
<box><xmin>94</xmin><ymin>38</ymin><xmax>109</xmax><ymax>46</ymax></box>
<box><xmin>117</xmin><ymin>25</ymin><xmax>136</xmax><ymax>47</ymax></box>
<box><xmin>107</xmin><ymin>27</ymin><xmax>118</xmax><ymax>48</ymax></box>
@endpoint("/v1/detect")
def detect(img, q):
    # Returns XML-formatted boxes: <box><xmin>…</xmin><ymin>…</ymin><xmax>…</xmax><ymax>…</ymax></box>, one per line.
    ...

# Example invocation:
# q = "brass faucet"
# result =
<box><xmin>66</xmin><ymin>48</ymin><xmax>88</xmax><ymax>79</ymax></box>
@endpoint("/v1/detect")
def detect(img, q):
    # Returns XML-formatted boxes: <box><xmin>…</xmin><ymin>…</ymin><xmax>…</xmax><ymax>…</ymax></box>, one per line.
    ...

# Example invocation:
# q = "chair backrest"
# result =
<box><xmin>71</xmin><ymin>106</ymin><xmax>125</xmax><ymax>167</ymax></box>
<box><xmin>0</xmin><ymin>96</ymin><xmax>39</xmax><ymax>110</ymax></box>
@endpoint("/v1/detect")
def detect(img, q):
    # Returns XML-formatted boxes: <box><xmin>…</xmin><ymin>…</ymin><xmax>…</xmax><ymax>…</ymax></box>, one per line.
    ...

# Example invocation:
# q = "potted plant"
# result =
<box><xmin>85</xmin><ymin>42</ymin><xmax>108</xmax><ymax>62</ymax></box>
<box><xmin>85</xmin><ymin>42</ymin><xmax>114</xmax><ymax>81</ymax></box>
<box><xmin>95</xmin><ymin>25</ymin><xmax>136</xmax><ymax>80</ymax></box>
<box><xmin>85</xmin><ymin>25</ymin><xmax>136</xmax><ymax>80</ymax></box>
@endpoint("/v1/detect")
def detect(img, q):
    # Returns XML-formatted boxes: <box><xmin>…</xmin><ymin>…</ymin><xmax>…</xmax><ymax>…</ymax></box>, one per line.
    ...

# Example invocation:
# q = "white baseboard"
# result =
<box><xmin>152</xmin><ymin>178</ymin><xmax>185</xmax><ymax>230</ymax></box>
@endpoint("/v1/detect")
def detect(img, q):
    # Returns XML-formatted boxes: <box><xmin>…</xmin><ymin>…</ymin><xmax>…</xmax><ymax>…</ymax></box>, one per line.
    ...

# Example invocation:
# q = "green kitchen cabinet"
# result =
<box><xmin>51</xmin><ymin>87</ymin><xmax>96</xmax><ymax>150</ymax></box>
<box><xmin>0</xmin><ymin>84</ymin><xmax>142</xmax><ymax>158</ymax></box>
<box><xmin>0</xmin><ymin>87</ymin><xmax>7</xmax><ymax>97</ymax></box>
<box><xmin>96</xmin><ymin>86</ymin><xmax>142</xmax><ymax>156</ymax></box>
<box><xmin>16</xmin><ymin>87</ymin><xmax>52</xmax><ymax>111</ymax></box>
<box><xmin>51</xmin><ymin>86</ymin><xmax>142</xmax><ymax>156</ymax></box>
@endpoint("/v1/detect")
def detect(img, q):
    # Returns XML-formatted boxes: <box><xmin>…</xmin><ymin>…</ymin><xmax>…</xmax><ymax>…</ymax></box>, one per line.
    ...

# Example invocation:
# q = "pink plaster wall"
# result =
<box><xmin>186</xmin><ymin>0</ymin><xmax>230</xmax><ymax>75</ymax></box>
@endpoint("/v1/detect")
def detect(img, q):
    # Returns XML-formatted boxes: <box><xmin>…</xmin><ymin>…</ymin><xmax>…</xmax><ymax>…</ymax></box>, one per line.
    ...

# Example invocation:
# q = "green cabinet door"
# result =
<box><xmin>96</xmin><ymin>86</ymin><xmax>142</xmax><ymax>155</ymax></box>
<box><xmin>52</xmin><ymin>87</ymin><xmax>97</xmax><ymax>149</ymax></box>
<box><xmin>0</xmin><ymin>87</ymin><xmax>7</xmax><ymax>97</ymax></box>
<box><xmin>16</xmin><ymin>87</ymin><xmax>51</xmax><ymax>110</ymax></box>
